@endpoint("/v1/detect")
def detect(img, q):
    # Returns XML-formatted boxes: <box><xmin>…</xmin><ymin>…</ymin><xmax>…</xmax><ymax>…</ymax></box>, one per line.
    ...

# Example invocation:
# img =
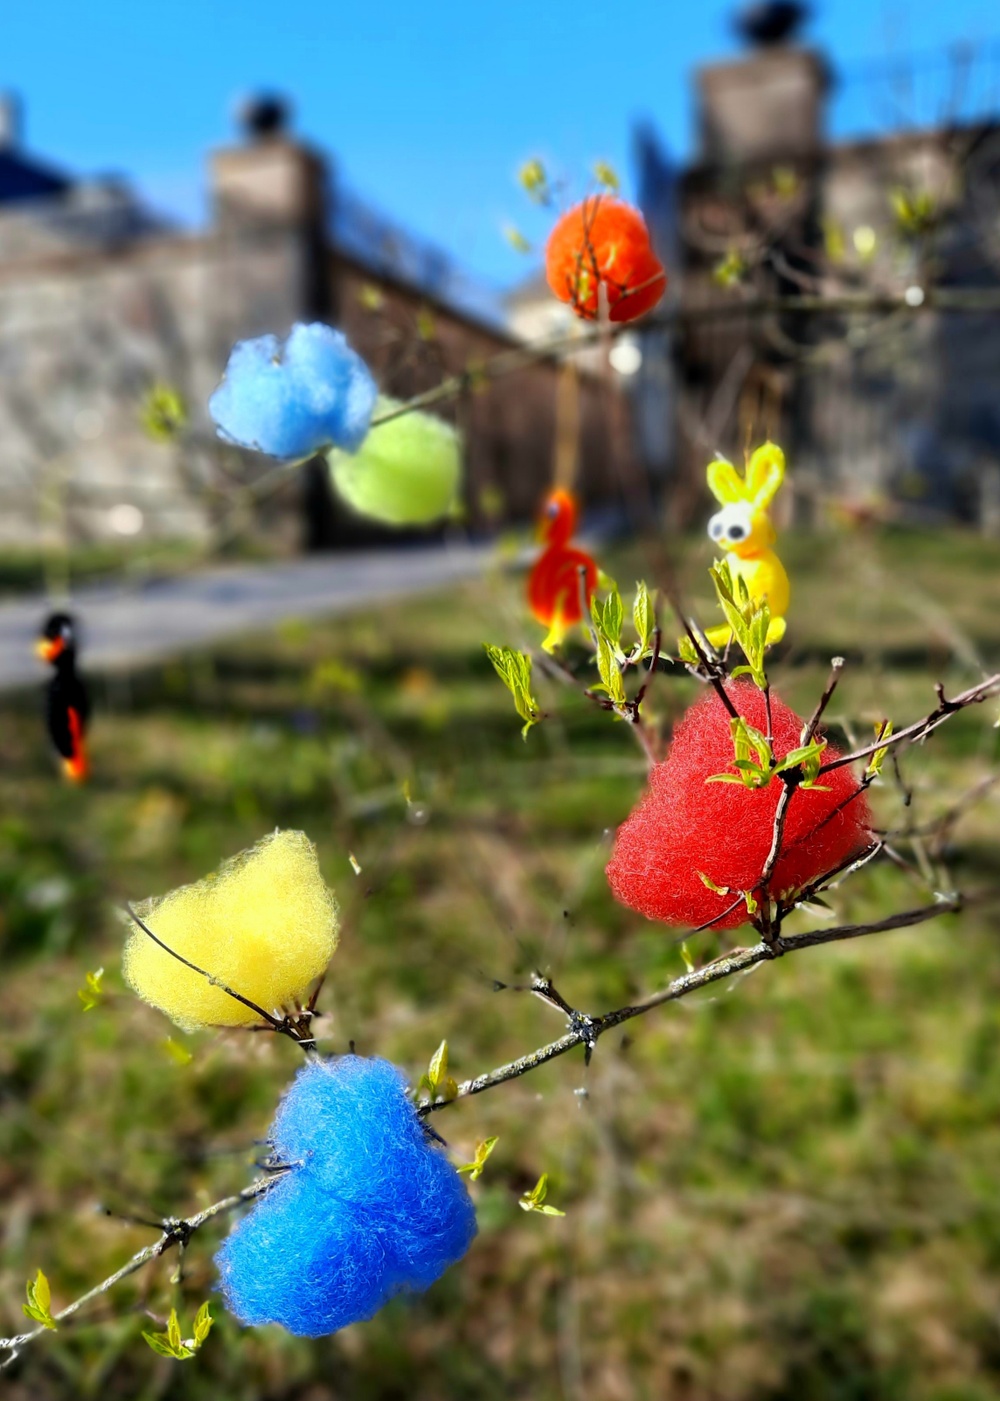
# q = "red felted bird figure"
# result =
<box><xmin>36</xmin><ymin>612</ymin><xmax>90</xmax><ymax>783</ymax></box>
<box><xmin>527</xmin><ymin>489</ymin><xmax>599</xmax><ymax>652</ymax></box>
<box><xmin>607</xmin><ymin>682</ymin><xmax>872</xmax><ymax>930</ymax></box>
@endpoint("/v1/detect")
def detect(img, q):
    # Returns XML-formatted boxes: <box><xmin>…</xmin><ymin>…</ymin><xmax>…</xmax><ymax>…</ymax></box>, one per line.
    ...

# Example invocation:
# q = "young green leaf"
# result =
<box><xmin>712</xmin><ymin>248</ymin><xmax>745</xmax><ymax>288</ymax></box>
<box><xmin>484</xmin><ymin>644</ymin><xmax>541</xmax><ymax>738</ymax></box>
<box><xmin>193</xmin><ymin>1301</ymin><xmax>214</xmax><ymax>1346</ymax></box>
<box><xmin>163</xmin><ymin>1037</ymin><xmax>194</xmax><ymax>1067</ymax></box>
<box><xmin>142</xmin><ymin>1308</ymin><xmax>195</xmax><ymax>1361</ymax></box>
<box><xmin>142</xmin><ymin>1331</ymin><xmax>187</xmax><ymax>1359</ymax></box>
<box><xmin>142</xmin><ymin>1304</ymin><xmax>212</xmax><ymax>1360</ymax></box>
<box><xmin>594</xmin><ymin>634</ymin><xmax>627</xmax><ymax>705</ymax></box>
<box><xmin>140</xmin><ymin>383</ymin><xmax>187</xmax><ymax>443</ymax></box>
<box><xmin>22</xmin><ymin>1269</ymin><xmax>57</xmax><ymax>1330</ymax></box>
<box><xmin>709</xmin><ymin>559</ymin><xmax>770</xmax><ymax>689</ymax></box>
<box><xmin>708</xmin><ymin>715</ymin><xmax>774</xmax><ymax>788</ymax></box>
<box><xmin>419</xmin><ymin>1039</ymin><xmax>458</xmax><ymax>1103</ymax></box>
<box><xmin>519</xmin><ymin>159</ymin><xmax>549</xmax><ymax>203</ymax></box>
<box><xmin>632</xmin><ymin>581</ymin><xmax>654</xmax><ymax>654</ymax></box>
<box><xmin>503</xmin><ymin>224</ymin><xmax>532</xmax><ymax>254</ymax></box>
<box><xmin>77</xmin><ymin>967</ymin><xmax>104</xmax><ymax>1013</ymax></box>
<box><xmin>593</xmin><ymin>160</ymin><xmax>620</xmax><ymax>192</ymax></box>
<box><xmin>458</xmin><ymin>1136</ymin><xmax>499</xmax><ymax>1182</ymax></box>
<box><xmin>774</xmin><ymin>736</ymin><xmax>830</xmax><ymax>789</ymax></box>
<box><xmin>890</xmin><ymin>186</ymin><xmax>935</xmax><ymax>235</ymax></box>
<box><xmin>601</xmin><ymin>587</ymin><xmax>625</xmax><ymax>652</ymax></box>
<box><xmin>866</xmin><ymin>720</ymin><xmax>894</xmax><ymax>779</ymax></box>
<box><xmin>698</xmin><ymin>871</ymin><xmax>731</xmax><ymax>896</ymax></box>
<box><xmin>519</xmin><ymin>1173</ymin><xmax>566</xmax><ymax>1217</ymax></box>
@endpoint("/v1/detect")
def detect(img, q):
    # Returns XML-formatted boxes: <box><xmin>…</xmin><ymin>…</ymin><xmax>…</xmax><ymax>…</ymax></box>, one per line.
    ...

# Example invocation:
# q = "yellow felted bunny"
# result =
<box><xmin>703</xmin><ymin>442</ymin><xmax>790</xmax><ymax>649</ymax></box>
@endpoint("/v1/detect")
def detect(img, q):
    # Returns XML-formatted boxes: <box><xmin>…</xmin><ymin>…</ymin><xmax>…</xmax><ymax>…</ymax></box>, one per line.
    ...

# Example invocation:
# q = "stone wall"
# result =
<box><xmin>0</xmin><ymin>226</ymin><xmax>308</xmax><ymax>546</ymax></box>
<box><xmin>0</xmin><ymin>146</ymin><xmax>627</xmax><ymax>549</ymax></box>
<box><xmin>672</xmin><ymin>47</ymin><xmax>1000</xmax><ymax>524</ymax></box>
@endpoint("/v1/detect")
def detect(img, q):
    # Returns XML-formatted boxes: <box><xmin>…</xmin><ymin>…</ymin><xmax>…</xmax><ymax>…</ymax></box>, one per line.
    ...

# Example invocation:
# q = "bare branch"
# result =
<box><xmin>124</xmin><ymin>904</ymin><xmax>282</xmax><ymax>1029</ymax></box>
<box><xmin>123</xmin><ymin>905</ymin><xmax>318</xmax><ymax>1049</ymax></box>
<box><xmin>802</xmin><ymin>657</ymin><xmax>846</xmax><ymax>745</ymax></box>
<box><xmin>818</xmin><ymin>674</ymin><xmax>1000</xmax><ymax>776</ymax></box>
<box><xmin>423</xmin><ymin>896</ymin><xmax>975</xmax><ymax>1114</ymax></box>
<box><xmin>0</xmin><ymin>1176</ymin><xmax>279</xmax><ymax>1368</ymax></box>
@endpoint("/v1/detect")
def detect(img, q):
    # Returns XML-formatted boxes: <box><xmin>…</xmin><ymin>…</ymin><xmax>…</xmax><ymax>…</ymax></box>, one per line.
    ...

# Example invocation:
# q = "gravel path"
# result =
<box><xmin>0</xmin><ymin>542</ymin><xmax>495</xmax><ymax>691</ymax></box>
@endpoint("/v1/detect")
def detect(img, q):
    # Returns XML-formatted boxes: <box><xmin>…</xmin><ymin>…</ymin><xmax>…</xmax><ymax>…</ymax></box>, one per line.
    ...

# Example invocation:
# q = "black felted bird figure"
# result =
<box><xmin>36</xmin><ymin>612</ymin><xmax>90</xmax><ymax>783</ymax></box>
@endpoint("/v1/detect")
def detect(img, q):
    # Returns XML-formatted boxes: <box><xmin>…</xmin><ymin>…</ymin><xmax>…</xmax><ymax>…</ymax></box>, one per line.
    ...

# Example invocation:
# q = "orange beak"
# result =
<box><xmin>36</xmin><ymin>636</ymin><xmax>65</xmax><ymax>663</ymax></box>
<box><xmin>537</xmin><ymin>488</ymin><xmax>577</xmax><ymax>544</ymax></box>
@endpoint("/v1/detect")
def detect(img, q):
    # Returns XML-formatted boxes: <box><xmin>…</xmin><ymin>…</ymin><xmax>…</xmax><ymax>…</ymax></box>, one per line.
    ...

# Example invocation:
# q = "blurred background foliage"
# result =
<box><xmin>2</xmin><ymin>525</ymin><xmax>1000</xmax><ymax>1400</ymax></box>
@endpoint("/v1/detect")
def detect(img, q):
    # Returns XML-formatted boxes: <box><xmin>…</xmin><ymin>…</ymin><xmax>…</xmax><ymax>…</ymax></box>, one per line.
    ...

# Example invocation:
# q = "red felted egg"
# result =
<box><xmin>607</xmin><ymin>682</ymin><xmax>872</xmax><ymax>930</ymax></box>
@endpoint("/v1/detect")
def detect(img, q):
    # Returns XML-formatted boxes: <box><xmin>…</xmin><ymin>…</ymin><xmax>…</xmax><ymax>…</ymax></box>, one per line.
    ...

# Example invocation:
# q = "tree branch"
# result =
<box><xmin>0</xmin><ymin>1175</ymin><xmax>279</xmax><ymax>1368</ymax></box>
<box><xmin>817</xmin><ymin>674</ymin><xmax>1000</xmax><ymax>775</ymax></box>
<box><xmin>423</xmin><ymin>896</ymin><xmax>972</xmax><ymax>1114</ymax></box>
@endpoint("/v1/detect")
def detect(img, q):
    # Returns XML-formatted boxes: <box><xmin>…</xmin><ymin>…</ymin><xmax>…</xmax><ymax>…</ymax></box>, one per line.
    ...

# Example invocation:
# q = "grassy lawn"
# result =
<box><xmin>2</xmin><ymin>525</ymin><xmax>1000</xmax><ymax>1400</ymax></box>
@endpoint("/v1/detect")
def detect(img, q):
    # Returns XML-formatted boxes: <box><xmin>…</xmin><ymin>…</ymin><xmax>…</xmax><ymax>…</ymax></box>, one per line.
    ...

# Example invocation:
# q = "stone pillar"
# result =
<box><xmin>0</xmin><ymin>91</ymin><xmax>22</xmax><ymax>150</ymax></box>
<box><xmin>207</xmin><ymin>101</ymin><xmax>333</xmax><ymax>341</ymax></box>
<box><xmin>696</xmin><ymin>48</ymin><xmax>829</xmax><ymax>165</ymax></box>
<box><xmin>207</xmin><ymin>99</ymin><xmax>340</xmax><ymax>549</ymax></box>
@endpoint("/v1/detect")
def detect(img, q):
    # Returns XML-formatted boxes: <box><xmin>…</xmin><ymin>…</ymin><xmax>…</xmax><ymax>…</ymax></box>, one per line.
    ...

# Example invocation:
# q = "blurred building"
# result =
<box><xmin>0</xmin><ymin>95</ymin><xmax>625</xmax><ymax>548</ymax></box>
<box><xmin>635</xmin><ymin>11</ymin><xmax>1000</xmax><ymax>524</ymax></box>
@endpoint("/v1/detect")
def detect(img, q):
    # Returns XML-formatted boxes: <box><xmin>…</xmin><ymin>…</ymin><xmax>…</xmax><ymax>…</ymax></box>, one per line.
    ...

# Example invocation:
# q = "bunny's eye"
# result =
<box><xmin>708</xmin><ymin>515</ymin><xmax>725</xmax><ymax>540</ymax></box>
<box><xmin>728</xmin><ymin>523</ymin><xmax>746</xmax><ymax>541</ymax></box>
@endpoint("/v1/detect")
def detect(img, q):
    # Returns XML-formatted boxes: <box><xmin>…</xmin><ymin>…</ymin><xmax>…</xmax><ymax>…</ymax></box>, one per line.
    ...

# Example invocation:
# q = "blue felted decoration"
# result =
<box><xmin>209</xmin><ymin>323</ymin><xmax>377</xmax><ymax>460</ymax></box>
<box><xmin>215</xmin><ymin>1056</ymin><xmax>477</xmax><ymax>1335</ymax></box>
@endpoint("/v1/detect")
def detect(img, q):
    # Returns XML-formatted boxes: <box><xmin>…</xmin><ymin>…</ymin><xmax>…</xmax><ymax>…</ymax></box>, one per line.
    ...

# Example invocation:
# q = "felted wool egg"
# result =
<box><xmin>607</xmin><ymin>683</ymin><xmax>872</xmax><ymax>930</ymax></box>
<box><xmin>545</xmin><ymin>197</ymin><xmax>667</xmax><ymax>324</ymax></box>
<box><xmin>215</xmin><ymin>1056</ymin><xmax>477</xmax><ymax>1335</ymax></box>
<box><xmin>122</xmin><ymin>830</ymin><xmax>338</xmax><ymax>1031</ymax></box>
<box><xmin>327</xmin><ymin>398</ymin><xmax>461</xmax><ymax>525</ymax></box>
<box><xmin>209</xmin><ymin>322</ymin><xmax>377</xmax><ymax>460</ymax></box>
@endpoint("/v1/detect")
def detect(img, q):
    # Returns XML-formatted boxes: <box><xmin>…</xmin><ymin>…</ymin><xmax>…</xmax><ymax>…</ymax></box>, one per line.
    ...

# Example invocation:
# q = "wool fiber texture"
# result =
<box><xmin>122</xmin><ymin>830</ymin><xmax>338</xmax><ymax>1030</ymax></box>
<box><xmin>607</xmin><ymin>682</ymin><xmax>872</xmax><ymax>930</ymax></box>
<box><xmin>328</xmin><ymin>397</ymin><xmax>461</xmax><ymax>525</ymax></box>
<box><xmin>215</xmin><ymin>1056</ymin><xmax>477</xmax><ymax>1335</ymax></box>
<box><xmin>545</xmin><ymin>197</ymin><xmax>667</xmax><ymax>323</ymax></box>
<box><xmin>209</xmin><ymin>322</ymin><xmax>377</xmax><ymax>459</ymax></box>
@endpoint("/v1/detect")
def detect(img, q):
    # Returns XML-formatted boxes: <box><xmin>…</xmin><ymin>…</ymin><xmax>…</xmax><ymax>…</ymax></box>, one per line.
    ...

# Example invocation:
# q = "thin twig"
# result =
<box><xmin>423</xmin><ymin>896</ymin><xmax>976</xmax><ymax>1114</ymax></box>
<box><xmin>0</xmin><ymin>1176</ymin><xmax>279</xmax><ymax>1367</ymax></box>
<box><xmin>367</xmin><ymin>288</ymin><xmax>1000</xmax><ymax>430</ymax></box>
<box><xmin>756</xmin><ymin>659</ymin><xmax>848</xmax><ymax>924</ymax></box>
<box><xmin>123</xmin><ymin>905</ymin><xmax>318</xmax><ymax>1049</ymax></box>
<box><xmin>818</xmin><ymin>674</ymin><xmax>1000</xmax><ymax>775</ymax></box>
<box><xmin>801</xmin><ymin>657</ymin><xmax>846</xmax><ymax>745</ymax></box>
<box><xmin>124</xmin><ymin>904</ymin><xmax>282</xmax><ymax>1029</ymax></box>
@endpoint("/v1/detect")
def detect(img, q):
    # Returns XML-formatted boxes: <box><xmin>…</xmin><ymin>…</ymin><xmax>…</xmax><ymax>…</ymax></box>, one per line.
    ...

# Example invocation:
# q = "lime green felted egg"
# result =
<box><xmin>327</xmin><ymin>398</ymin><xmax>461</xmax><ymax>525</ymax></box>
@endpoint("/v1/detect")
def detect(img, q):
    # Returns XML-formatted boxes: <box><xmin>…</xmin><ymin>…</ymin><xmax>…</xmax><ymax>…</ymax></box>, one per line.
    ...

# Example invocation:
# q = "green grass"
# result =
<box><xmin>2</xmin><ymin>525</ymin><xmax>1000</xmax><ymax>1400</ymax></box>
<box><xmin>0</xmin><ymin>536</ymin><xmax>282</xmax><ymax>600</ymax></box>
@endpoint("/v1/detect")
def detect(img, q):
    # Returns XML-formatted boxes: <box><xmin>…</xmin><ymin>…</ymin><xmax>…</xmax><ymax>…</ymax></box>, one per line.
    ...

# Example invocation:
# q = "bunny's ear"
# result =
<box><xmin>706</xmin><ymin>458</ymin><xmax>745</xmax><ymax>504</ymax></box>
<box><xmin>745</xmin><ymin>442</ymin><xmax>785</xmax><ymax>509</ymax></box>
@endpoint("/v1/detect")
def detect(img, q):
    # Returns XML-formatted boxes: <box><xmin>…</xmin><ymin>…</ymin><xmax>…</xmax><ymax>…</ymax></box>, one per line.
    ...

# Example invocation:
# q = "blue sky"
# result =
<box><xmin>3</xmin><ymin>0</ymin><xmax>996</xmax><ymax>288</ymax></box>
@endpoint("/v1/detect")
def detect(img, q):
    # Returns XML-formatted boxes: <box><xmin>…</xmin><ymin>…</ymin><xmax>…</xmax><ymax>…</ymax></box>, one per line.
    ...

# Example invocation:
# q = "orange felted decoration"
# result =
<box><xmin>606</xmin><ymin>683</ymin><xmax>872</xmax><ymax>930</ymax></box>
<box><xmin>545</xmin><ymin>197</ymin><xmax>666</xmax><ymax>324</ymax></box>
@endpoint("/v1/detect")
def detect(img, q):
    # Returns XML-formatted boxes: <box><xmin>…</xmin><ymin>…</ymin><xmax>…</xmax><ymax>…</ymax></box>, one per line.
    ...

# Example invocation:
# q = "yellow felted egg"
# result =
<box><xmin>327</xmin><ymin>397</ymin><xmax>461</xmax><ymax>525</ymax></box>
<box><xmin>122</xmin><ymin>830</ymin><xmax>338</xmax><ymax>1032</ymax></box>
